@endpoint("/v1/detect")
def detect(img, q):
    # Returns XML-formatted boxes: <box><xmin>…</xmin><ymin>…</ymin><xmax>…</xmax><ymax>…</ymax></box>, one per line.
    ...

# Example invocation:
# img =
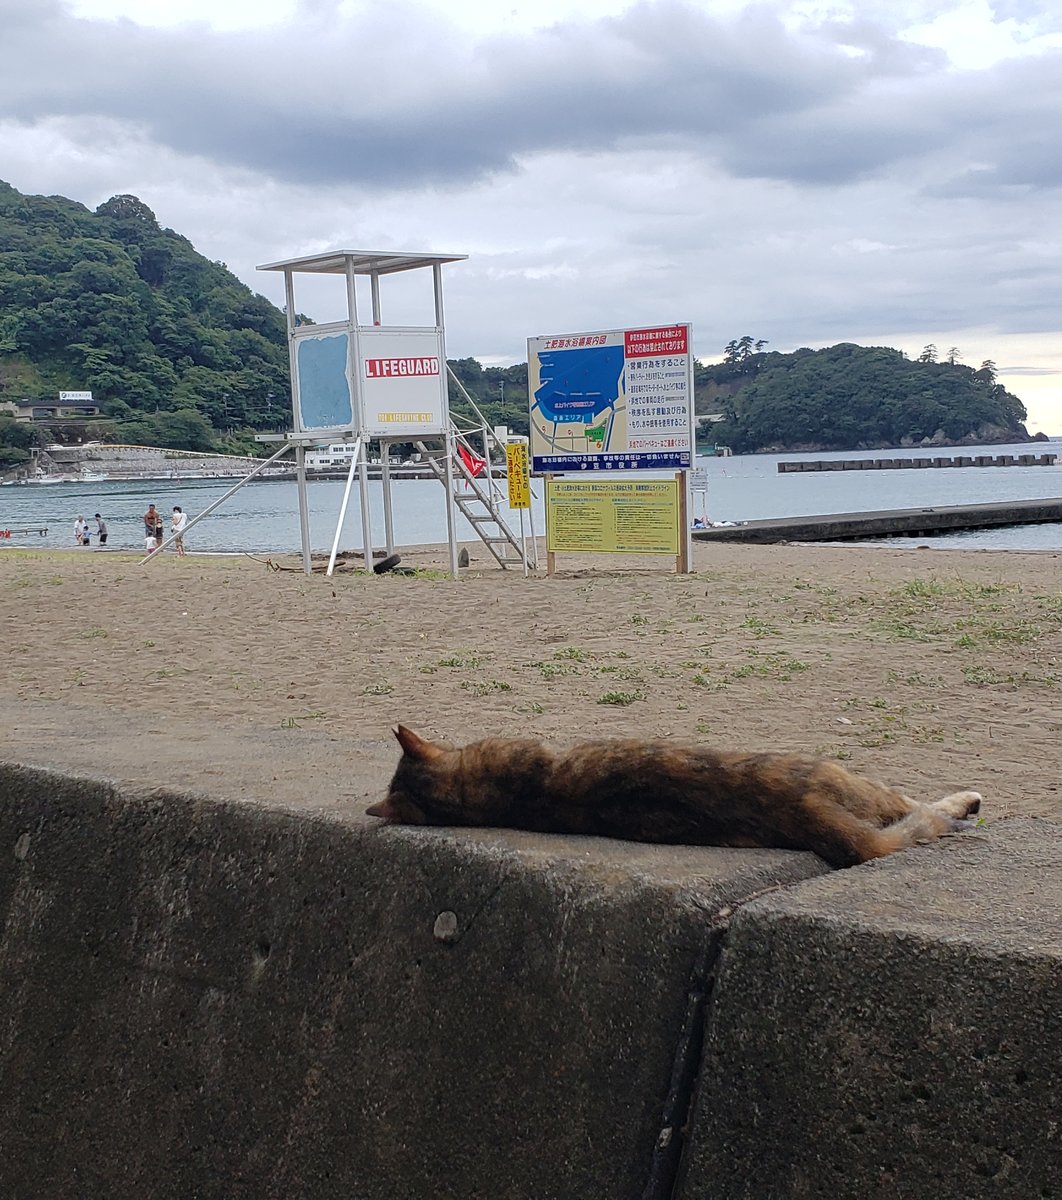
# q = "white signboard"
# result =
<box><xmin>528</xmin><ymin>324</ymin><xmax>693</xmax><ymax>472</ymax></box>
<box><xmin>357</xmin><ymin>328</ymin><xmax>448</xmax><ymax>437</ymax></box>
<box><xmin>59</xmin><ymin>391</ymin><xmax>94</xmax><ymax>402</ymax></box>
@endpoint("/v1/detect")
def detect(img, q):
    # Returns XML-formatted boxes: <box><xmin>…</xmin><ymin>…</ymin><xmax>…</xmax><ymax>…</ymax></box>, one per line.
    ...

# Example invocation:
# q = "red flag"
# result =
<box><xmin>457</xmin><ymin>444</ymin><xmax>486</xmax><ymax>478</ymax></box>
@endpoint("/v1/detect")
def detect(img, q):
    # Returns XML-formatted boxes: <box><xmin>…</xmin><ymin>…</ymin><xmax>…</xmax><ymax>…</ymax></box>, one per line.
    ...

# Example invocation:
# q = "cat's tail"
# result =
<box><xmin>866</xmin><ymin>791</ymin><xmax>982</xmax><ymax>861</ymax></box>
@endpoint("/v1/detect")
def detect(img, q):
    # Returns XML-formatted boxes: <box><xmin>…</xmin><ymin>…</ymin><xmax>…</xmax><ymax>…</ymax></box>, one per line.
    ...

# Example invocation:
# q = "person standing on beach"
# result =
<box><xmin>74</xmin><ymin>515</ymin><xmax>86</xmax><ymax>545</ymax></box>
<box><xmin>171</xmin><ymin>506</ymin><xmax>188</xmax><ymax>557</ymax></box>
<box><xmin>94</xmin><ymin>514</ymin><xmax>108</xmax><ymax>546</ymax></box>
<box><xmin>144</xmin><ymin>504</ymin><xmax>160</xmax><ymax>553</ymax></box>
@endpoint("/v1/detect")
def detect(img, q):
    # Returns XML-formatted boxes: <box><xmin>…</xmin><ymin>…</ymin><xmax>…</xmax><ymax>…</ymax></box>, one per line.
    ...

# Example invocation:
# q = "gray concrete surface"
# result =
<box><xmin>678</xmin><ymin>817</ymin><xmax>1062</xmax><ymax>1199</ymax></box>
<box><xmin>0</xmin><ymin>695</ymin><xmax>399</xmax><ymax>816</ymax></box>
<box><xmin>692</xmin><ymin>497</ymin><xmax>1062</xmax><ymax>543</ymax></box>
<box><xmin>0</xmin><ymin>759</ymin><xmax>828</xmax><ymax>1200</ymax></box>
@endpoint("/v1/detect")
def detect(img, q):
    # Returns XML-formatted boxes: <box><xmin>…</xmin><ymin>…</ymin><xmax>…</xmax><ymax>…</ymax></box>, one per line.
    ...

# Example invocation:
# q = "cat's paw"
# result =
<box><xmin>933</xmin><ymin>790</ymin><xmax>982</xmax><ymax>819</ymax></box>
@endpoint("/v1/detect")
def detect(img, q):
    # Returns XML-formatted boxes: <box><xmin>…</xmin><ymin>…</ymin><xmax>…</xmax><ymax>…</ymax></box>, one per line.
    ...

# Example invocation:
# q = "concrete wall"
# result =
<box><xmin>1</xmin><ymin>765</ymin><xmax>1058</xmax><ymax>1199</ymax></box>
<box><xmin>75</xmin><ymin>445</ymin><xmax>262</xmax><ymax>477</ymax></box>
<box><xmin>0</xmin><ymin>764</ymin><xmax>824</xmax><ymax>1200</ymax></box>
<box><xmin>679</xmin><ymin>818</ymin><xmax>1061</xmax><ymax>1198</ymax></box>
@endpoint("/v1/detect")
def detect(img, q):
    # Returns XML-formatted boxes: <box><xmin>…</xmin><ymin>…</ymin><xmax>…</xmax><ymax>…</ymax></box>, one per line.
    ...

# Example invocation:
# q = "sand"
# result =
<box><xmin>1</xmin><ymin>539</ymin><xmax>1060</xmax><ymax>822</ymax></box>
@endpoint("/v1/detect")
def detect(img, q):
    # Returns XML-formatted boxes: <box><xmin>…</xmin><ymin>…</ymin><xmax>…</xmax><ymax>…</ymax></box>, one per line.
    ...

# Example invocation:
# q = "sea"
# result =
<box><xmin>2</xmin><ymin>439</ymin><xmax>1061</xmax><ymax>555</ymax></box>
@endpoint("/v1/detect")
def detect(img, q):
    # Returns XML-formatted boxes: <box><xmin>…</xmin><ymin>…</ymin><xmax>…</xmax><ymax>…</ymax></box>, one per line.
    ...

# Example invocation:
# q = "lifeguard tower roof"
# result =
<box><xmin>257</xmin><ymin>250</ymin><xmax>468</xmax><ymax>276</ymax></box>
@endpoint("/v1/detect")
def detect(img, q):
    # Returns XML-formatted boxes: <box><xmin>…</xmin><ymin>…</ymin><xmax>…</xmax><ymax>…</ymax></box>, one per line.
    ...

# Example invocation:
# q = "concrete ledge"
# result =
<box><xmin>0</xmin><ymin>763</ymin><xmax>827</xmax><ymax>1200</ymax></box>
<box><xmin>678</xmin><ymin>817</ymin><xmax>1062</xmax><ymax>1199</ymax></box>
<box><xmin>692</xmin><ymin>498</ymin><xmax>1062</xmax><ymax>543</ymax></box>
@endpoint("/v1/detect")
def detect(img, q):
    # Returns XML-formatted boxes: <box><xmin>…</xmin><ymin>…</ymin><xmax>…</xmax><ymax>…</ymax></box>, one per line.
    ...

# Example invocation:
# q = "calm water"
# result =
<box><xmin>2</xmin><ymin>439</ymin><xmax>1060</xmax><ymax>554</ymax></box>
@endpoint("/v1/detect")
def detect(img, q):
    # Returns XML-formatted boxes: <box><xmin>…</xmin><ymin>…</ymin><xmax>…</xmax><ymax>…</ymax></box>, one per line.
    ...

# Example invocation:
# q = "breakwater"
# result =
<box><xmin>779</xmin><ymin>452</ymin><xmax>1058</xmax><ymax>472</ymax></box>
<box><xmin>693</xmin><ymin>497</ymin><xmax>1062</xmax><ymax>543</ymax></box>
<box><xmin>13</xmin><ymin>442</ymin><xmax>497</xmax><ymax>484</ymax></box>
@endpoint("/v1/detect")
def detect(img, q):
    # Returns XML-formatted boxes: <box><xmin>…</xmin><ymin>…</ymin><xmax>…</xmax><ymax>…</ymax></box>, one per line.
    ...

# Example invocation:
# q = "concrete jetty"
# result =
<box><xmin>694</xmin><ymin>497</ymin><xmax>1062</xmax><ymax>544</ymax></box>
<box><xmin>1</xmin><ymin>753</ymin><xmax>1058</xmax><ymax>1198</ymax></box>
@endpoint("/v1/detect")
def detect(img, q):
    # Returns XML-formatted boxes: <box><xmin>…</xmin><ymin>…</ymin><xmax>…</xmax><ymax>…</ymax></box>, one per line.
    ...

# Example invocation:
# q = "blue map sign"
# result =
<box><xmin>528</xmin><ymin>325</ymin><xmax>692</xmax><ymax>472</ymax></box>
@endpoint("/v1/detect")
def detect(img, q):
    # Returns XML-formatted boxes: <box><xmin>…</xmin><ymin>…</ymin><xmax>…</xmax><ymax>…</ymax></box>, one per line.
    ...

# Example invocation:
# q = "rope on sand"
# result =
<box><xmin>242</xmin><ymin>551</ymin><xmax>380</xmax><ymax>574</ymax></box>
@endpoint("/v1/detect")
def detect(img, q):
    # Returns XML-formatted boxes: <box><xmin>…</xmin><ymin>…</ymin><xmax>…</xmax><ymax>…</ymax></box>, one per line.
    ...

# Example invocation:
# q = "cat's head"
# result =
<box><xmin>367</xmin><ymin>724</ymin><xmax>464</xmax><ymax>826</ymax></box>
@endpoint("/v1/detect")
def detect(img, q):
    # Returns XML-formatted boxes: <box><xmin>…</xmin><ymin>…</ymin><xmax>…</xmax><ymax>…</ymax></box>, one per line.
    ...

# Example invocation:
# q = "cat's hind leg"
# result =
<box><xmin>864</xmin><ymin>798</ymin><xmax>982</xmax><ymax>861</ymax></box>
<box><xmin>790</xmin><ymin>793</ymin><xmax>911</xmax><ymax>867</ymax></box>
<box><xmin>807</xmin><ymin>762</ymin><xmax>919</xmax><ymax>827</ymax></box>
<box><xmin>797</xmin><ymin>790</ymin><xmax>977</xmax><ymax>868</ymax></box>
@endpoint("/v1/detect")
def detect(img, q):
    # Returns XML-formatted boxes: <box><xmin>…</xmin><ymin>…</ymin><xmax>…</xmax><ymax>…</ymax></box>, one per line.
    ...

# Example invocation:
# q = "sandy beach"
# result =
<box><xmin>1</xmin><ymin>540</ymin><xmax>1060</xmax><ymax>823</ymax></box>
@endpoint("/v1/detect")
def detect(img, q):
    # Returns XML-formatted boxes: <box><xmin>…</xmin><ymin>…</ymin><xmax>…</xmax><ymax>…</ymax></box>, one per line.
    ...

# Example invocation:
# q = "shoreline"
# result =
<box><xmin>4</xmin><ymin>539</ymin><xmax>1062</xmax><ymax>562</ymax></box>
<box><xmin>4</xmin><ymin>533</ymin><xmax>1062</xmax><ymax>558</ymax></box>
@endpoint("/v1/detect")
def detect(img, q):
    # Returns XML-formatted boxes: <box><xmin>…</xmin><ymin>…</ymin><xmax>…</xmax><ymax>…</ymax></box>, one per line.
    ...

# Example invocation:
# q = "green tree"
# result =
<box><xmin>705</xmin><ymin>342</ymin><xmax>1027</xmax><ymax>453</ymax></box>
<box><xmin>0</xmin><ymin>180</ymin><xmax>292</xmax><ymax>449</ymax></box>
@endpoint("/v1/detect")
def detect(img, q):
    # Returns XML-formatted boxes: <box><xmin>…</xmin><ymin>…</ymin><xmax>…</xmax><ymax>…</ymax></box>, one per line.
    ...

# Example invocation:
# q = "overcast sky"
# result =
<box><xmin>3</xmin><ymin>0</ymin><xmax>1060</xmax><ymax>431</ymax></box>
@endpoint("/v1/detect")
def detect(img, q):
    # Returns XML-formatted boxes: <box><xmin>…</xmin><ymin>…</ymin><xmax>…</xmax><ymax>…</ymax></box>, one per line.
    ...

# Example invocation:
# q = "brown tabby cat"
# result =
<box><xmin>367</xmin><ymin>725</ymin><xmax>982</xmax><ymax>868</ymax></box>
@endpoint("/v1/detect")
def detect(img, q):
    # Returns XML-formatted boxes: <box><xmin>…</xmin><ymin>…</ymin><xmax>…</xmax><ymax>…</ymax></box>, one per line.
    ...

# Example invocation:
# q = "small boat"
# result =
<box><xmin>78</xmin><ymin>472</ymin><xmax>109</xmax><ymax>482</ymax></box>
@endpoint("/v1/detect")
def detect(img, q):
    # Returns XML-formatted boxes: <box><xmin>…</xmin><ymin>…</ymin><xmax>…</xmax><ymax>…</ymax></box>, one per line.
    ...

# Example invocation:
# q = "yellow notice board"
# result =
<box><xmin>546</xmin><ymin>478</ymin><xmax>680</xmax><ymax>555</ymax></box>
<box><xmin>506</xmin><ymin>441</ymin><xmax>531</xmax><ymax>509</ymax></box>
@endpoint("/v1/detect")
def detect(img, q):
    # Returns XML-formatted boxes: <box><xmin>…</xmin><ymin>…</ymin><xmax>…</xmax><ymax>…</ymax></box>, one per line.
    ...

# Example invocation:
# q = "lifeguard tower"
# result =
<box><xmin>257</xmin><ymin>250</ymin><xmax>532</xmax><ymax>577</ymax></box>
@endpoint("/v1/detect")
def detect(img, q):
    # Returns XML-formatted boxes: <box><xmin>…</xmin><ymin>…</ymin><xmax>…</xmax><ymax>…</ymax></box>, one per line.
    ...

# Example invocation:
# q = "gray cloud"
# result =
<box><xmin>4</xmin><ymin>0</ymin><xmax>1058</xmax><ymax>197</ymax></box>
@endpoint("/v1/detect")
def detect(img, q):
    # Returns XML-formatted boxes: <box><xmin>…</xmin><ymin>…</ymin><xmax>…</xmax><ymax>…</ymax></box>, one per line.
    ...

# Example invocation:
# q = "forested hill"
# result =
<box><xmin>0</xmin><ymin>181</ymin><xmax>1035</xmax><ymax>461</ymax></box>
<box><xmin>0</xmin><ymin>180</ymin><xmax>530</xmax><ymax>459</ymax></box>
<box><xmin>0</xmin><ymin>180</ymin><xmax>290</xmax><ymax>451</ymax></box>
<box><xmin>698</xmin><ymin>339</ymin><xmax>1033</xmax><ymax>453</ymax></box>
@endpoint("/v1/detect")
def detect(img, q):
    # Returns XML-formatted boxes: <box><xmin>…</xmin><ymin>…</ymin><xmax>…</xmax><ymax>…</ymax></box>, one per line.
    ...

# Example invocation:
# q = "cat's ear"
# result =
<box><xmin>366</xmin><ymin>798</ymin><xmax>396</xmax><ymax>819</ymax></box>
<box><xmin>393</xmin><ymin>724</ymin><xmax>444</xmax><ymax>761</ymax></box>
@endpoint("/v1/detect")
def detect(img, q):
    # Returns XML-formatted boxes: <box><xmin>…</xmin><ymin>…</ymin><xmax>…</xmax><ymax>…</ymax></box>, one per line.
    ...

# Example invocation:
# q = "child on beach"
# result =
<box><xmin>171</xmin><ymin>506</ymin><xmax>188</xmax><ymax>557</ymax></box>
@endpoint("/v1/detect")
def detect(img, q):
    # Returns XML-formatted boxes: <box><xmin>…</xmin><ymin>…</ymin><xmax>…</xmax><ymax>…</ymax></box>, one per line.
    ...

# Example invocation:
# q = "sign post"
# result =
<box><xmin>690</xmin><ymin>466</ymin><xmax>709</xmax><ymax>529</ymax></box>
<box><xmin>528</xmin><ymin>323</ymin><xmax>694</xmax><ymax>573</ymax></box>
<box><xmin>505</xmin><ymin>438</ymin><xmax>532</xmax><ymax>577</ymax></box>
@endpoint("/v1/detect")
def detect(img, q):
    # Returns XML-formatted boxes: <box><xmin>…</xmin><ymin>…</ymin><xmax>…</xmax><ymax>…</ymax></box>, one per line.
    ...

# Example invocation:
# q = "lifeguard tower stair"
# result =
<box><xmin>412</xmin><ymin>369</ymin><xmax>533</xmax><ymax>571</ymax></box>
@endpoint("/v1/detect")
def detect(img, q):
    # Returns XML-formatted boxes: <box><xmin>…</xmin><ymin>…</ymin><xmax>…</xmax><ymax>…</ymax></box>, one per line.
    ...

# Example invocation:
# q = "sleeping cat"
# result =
<box><xmin>366</xmin><ymin>724</ymin><xmax>982</xmax><ymax>868</ymax></box>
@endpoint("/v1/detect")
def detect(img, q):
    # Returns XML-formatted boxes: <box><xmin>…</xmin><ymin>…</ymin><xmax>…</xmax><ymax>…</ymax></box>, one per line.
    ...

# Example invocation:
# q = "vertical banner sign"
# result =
<box><xmin>528</xmin><ymin>324</ymin><xmax>693</xmax><ymax>472</ymax></box>
<box><xmin>506</xmin><ymin>441</ymin><xmax>531</xmax><ymax>509</ymax></box>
